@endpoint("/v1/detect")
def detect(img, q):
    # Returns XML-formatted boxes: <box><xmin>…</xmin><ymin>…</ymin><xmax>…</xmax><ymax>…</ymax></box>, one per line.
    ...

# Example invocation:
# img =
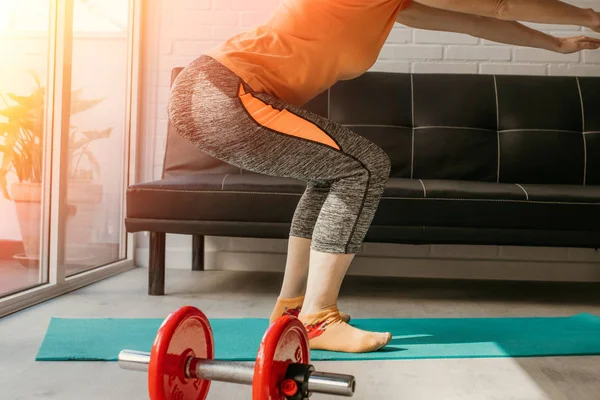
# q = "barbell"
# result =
<box><xmin>118</xmin><ymin>306</ymin><xmax>356</xmax><ymax>399</ymax></box>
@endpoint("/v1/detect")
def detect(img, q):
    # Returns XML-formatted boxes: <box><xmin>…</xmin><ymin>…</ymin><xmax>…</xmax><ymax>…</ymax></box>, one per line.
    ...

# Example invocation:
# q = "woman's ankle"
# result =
<box><xmin>298</xmin><ymin>303</ymin><xmax>337</xmax><ymax>317</ymax></box>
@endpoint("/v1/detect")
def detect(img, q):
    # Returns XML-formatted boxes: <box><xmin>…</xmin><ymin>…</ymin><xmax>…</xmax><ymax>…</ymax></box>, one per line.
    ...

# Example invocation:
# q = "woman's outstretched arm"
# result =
<box><xmin>410</xmin><ymin>0</ymin><xmax>600</xmax><ymax>31</ymax></box>
<box><xmin>396</xmin><ymin>2</ymin><xmax>600</xmax><ymax>53</ymax></box>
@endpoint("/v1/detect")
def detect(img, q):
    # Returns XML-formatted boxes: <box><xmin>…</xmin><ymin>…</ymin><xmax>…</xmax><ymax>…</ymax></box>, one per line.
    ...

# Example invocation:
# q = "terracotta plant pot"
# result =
<box><xmin>65</xmin><ymin>180</ymin><xmax>103</xmax><ymax>265</ymax></box>
<box><xmin>10</xmin><ymin>181</ymin><xmax>104</xmax><ymax>268</ymax></box>
<box><xmin>10</xmin><ymin>182</ymin><xmax>42</xmax><ymax>268</ymax></box>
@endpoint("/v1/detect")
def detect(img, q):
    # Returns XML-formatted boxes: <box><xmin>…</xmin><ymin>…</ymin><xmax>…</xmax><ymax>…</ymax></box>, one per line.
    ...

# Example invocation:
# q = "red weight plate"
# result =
<box><xmin>148</xmin><ymin>306</ymin><xmax>214</xmax><ymax>400</ymax></box>
<box><xmin>252</xmin><ymin>316</ymin><xmax>310</xmax><ymax>400</ymax></box>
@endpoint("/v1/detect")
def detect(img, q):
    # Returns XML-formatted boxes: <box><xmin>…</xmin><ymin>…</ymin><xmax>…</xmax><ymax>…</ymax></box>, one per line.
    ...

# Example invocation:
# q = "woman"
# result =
<box><xmin>168</xmin><ymin>0</ymin><xmax>600</xmax><ymax>353</ymax></box>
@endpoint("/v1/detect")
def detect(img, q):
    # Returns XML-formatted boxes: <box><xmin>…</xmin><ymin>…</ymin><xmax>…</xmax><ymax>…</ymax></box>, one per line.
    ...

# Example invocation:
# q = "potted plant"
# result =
<box><xmin>0</xmin><ymin>73</ymin><xmax>111</xmax><ymax>267</ymax></box>
<box><xmin>64</xmin><ymin>111</ymin><xmax>112</xmax><ymax>267</ymax></box>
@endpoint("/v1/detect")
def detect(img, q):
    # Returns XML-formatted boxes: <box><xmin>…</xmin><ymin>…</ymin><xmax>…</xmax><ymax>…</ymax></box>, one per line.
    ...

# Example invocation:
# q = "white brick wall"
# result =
<box><xmin>137</xmin><ymin>0</ymin><xmax>600</xmax><ymax>276</ymax></box>
<box><xmin>142</xmin><ymin>0</ymin><xmax>600</xmax><ymax>179</ymax></box>
<box><xmin>446</xmin><ymin>45</ymin><xmax>512</xmax><ymax>61</ymax></box>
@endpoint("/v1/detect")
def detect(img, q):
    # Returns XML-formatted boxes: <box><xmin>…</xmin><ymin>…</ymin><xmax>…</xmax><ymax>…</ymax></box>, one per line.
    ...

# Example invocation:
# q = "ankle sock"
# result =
<box><xmin>269</xmin><ymin>296</ymin><xmax>351</xmax><ymax>324</ymax></box>
<box><xmin>298</xmin><ymin>307</ymin><xmax>391</xmax><ymax>353</ymax></box>
<box><xmin>269</xmin><ymin>296</ymin><xmax>304</xmax><ymax>323</ymax></box>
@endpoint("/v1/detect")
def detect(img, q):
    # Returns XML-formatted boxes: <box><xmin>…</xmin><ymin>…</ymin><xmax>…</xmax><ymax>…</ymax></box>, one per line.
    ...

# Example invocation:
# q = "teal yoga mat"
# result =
<box><xmin>36</xmin><ymin>313</ymin><xmax>600</xmax><ymax>362</ymax></box>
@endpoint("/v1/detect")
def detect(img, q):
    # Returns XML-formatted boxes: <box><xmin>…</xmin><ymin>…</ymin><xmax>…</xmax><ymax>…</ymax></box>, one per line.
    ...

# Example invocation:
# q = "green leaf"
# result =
<box><xmin>82</xmin><ymin>149</ymin><xmax>101</xmax><ymax>177</ymax></box>
<box><xmin>7</xmin><ymin>92</ymin><xmax>36</xmax><ymax>108</ymax></box>
<box><xmin>1</xmin><ymin>136</ymin><xmax>16</xmax><ymax>167</ymax></box>
<box><xmin>0</xmin><ymin>168</ymin><xmax>9</xmax><ymax>199</ymax></box>
<box><xmin>71</xmin><ymin>98</ymin><xmax>104</xmax><ymax>115</ymax></box>
<box><xmin>0</xmin><ymin>122</ymin><xmax>19</xmax><ymax>135</ymax></box>
<box><xmin>0</xmin><ymin>79</ymin><xmax>107</xmax><ymax>185</ymax></box>
<box><xmin>82</xmin><ymin>128</ymin><xmax>112</xmax><ymax>141</ymax></box>
<box><xmin>12</xmin><ymin>156</ymin><xmax>24</xmax><ymax>181</ymax></box>
<box><xmin>28</xmin><ymin>70</ymin><xmax>41</xmax><ymax>88</ymax></box>
<box><xmin>70</xmin><ymin>88</ymin><xmax>84</xmax><ymax>99</ymax></box>
<box><xmin>20</xmin><ymin>117</ymin><xmax>44</xmax><ymax>135</ymax></box>
<box><xmin>70</xmin><ymin>138</ymin><xmax>88</xmax><ymax>151</ymax></box>
<box><xmin>3</xmin><ymin>127</ymin><xmax>25</xmax><ymax>147</ymax></box>
<box><xmin>0</xmin><ymin>104</ymin><xmax>29</xmax><ymax>120</ymax></box>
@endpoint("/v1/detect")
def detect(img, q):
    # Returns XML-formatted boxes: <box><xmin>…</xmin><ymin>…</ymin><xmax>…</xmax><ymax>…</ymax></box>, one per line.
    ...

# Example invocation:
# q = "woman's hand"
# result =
<box><xmin>556</xmin><ymin>35</ymin><xmax>600</xmax><ymax>53</ymax></box>
<box><xmin>396</xmin><ymin>2</ymin><xmax>599</xmax><ymax>53</ymax></box>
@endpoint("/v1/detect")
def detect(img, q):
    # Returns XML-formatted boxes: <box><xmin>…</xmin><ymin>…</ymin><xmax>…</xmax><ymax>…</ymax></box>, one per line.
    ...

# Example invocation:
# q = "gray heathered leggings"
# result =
<box><xmin>168</xmin><ymin>55</ymin><xmax>391</xmax><ymax>254</ymax></box>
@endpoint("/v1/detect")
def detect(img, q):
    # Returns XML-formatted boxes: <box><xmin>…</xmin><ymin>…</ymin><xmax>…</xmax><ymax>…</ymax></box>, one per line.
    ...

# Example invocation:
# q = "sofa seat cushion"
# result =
<box><xmin>127</xmin><ymin>173</ymin><xmax>600</xmax><ymax>231</ymax></box>
<box><xmin>127</xmin><ymin>173</ymin><xmax>305</xmax><ymax>224</ymax></box>
<box><xmin>376</xmin><ymin>180</ymin><xmax>600</xmax><ymax>231</ymax></box>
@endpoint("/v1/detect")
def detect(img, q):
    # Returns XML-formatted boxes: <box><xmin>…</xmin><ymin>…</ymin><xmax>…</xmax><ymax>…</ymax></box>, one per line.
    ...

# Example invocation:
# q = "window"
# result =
<box><xmin>0</xmin><ymin>0</ymin><xmax>141</xmax><ymax>316</ymax></box>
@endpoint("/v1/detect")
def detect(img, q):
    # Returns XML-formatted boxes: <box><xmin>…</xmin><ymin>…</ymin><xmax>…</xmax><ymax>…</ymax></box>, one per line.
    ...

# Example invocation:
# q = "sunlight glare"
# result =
<box><xmin>0</xmin><ymin>0</ymin><xmax>129</xmax><ymax>34</ymax></box>
<box><xmin>0</xmin><ymin>1</ymin><xmax>49</xmax><ymax>33</ymax></box>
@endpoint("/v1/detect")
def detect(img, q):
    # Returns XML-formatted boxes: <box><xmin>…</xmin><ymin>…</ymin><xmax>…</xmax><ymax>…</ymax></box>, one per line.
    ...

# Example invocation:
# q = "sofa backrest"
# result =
<box><xmin>163</xmin><ymin>68</ymin><xmax>600</xmax><ymax>185</ymax></box>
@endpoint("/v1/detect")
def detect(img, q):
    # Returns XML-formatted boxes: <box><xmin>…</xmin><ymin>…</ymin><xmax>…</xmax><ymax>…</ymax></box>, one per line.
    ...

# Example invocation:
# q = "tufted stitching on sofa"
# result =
<box><xmin>410</xmin><ymin>74</ymin><xmax>415</xmax><ymax>179</ymax></box>
<box><xmin>514</xmin><ymin>184</ymin><xmax>528</xmax><ymax>200</ymax></box>
<box><xmin>499</xmin><ymin>128</ymin><xmax>582</xmax><ymax>133</ymax></box>
<box><xmin>131</xmin><ymin>188</ymin><xmax>302</xmax><ymax>196</ymax></box>
<box><xmin>493</xmin><ymin>75</ymin><xmax>500</xmax><ymax>183</ymax></box>
<box><xmin>129</xmin><ymin>187</ymin><xmax>600</xmax><ymax>205</ymax></box>
<box><xmin>418</xmin><ymin>179</ymin><xmax>427</xmax><ymax>198</ymax></box>
<box><xmin>414</xmin><ymin>126</ymin><xmax>493</xmax><ymax>132</ymax></box>
<box><xmin>382</xmin><ymin>197</ymin><xmax>600</xmax><ymax>205</ymax></box>
<box><xmin>576</xmin><ymin>77</ymin><xmax>587</xmax><ymax>185</ymax></box>
<box><xmin>345</xmin><ymin>124</ymin><xmax>411</xmax><ymax>129</ymax></box>
<box><xmin>220</xmin><ymin>174</ymin><xmax>230</xmax><ymax>190</ymax></box>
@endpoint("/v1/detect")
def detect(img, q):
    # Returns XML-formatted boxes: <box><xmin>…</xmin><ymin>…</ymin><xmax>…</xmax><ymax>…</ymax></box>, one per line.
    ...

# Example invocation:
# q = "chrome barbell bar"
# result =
<box><xmin>118</xmin><ymin>350</ymin><xmax>355</xmax><ymax>397</ymax></box>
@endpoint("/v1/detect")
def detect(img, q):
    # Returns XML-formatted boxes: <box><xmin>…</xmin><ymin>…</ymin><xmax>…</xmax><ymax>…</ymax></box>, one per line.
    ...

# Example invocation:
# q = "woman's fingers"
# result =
<box><xmin>573</xmin><ymin>35</ymin><xmax>600</xmax><ymax>44</ymax></box>
<box><xmin>576</xmin><ymin>37</ymin><xmax>600</xmax><ymax>50</ymax></box>
<box><xmin>582</xmin><ymin>42</ymin><xmax>600</xmax><ymax>49</ymax></box>
<box><xmin>557</xmin><ymin>35</ymin><xmax>600</xmax><ymax>53</ymax></box>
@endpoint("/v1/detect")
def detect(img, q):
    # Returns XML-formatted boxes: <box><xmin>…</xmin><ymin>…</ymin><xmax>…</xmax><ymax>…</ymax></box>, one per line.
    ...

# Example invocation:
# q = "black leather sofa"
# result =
<box><xmin>127</xmin><ymin>67</ymin><xmax>600</xmax><ymax>295</ymax></box>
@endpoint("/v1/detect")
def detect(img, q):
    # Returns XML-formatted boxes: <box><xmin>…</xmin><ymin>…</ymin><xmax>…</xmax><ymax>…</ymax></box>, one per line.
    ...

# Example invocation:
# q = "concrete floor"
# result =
<box><xmin>1</xmin><ymin>266</ymin><xmax>600</xmax><ymax>400</ymax></box>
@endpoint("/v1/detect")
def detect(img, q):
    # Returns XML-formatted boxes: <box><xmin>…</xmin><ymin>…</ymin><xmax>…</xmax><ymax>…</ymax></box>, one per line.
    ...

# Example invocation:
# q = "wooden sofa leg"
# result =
<box><xmin>149</xmin><ymin>232</ymin><xmax>166</xmax><ymax>296</ymax></box>
<box><xmin>192</xmin><ymin>235</ymin><xmax>205</xmax><ymax>271</ymax></box>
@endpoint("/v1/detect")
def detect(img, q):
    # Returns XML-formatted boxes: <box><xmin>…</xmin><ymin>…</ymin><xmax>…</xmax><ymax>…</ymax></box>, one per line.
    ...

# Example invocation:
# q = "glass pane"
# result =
<box><xmin>64</xmin><ymin>0</ymin><xmax>130</xmax><ymax>276</ymax></box>
<box><xmin>0</xmin><ymin>0</ymin><xmax>50</xmax><ymax>296</ymax></box>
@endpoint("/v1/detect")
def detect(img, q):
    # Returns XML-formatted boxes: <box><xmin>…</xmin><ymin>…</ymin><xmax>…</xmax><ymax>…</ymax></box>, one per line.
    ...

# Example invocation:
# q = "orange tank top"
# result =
<box><xmin>205</xmin><ymin>0</ymin><xmax>412</xmax><ymax>106</ymax></box>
